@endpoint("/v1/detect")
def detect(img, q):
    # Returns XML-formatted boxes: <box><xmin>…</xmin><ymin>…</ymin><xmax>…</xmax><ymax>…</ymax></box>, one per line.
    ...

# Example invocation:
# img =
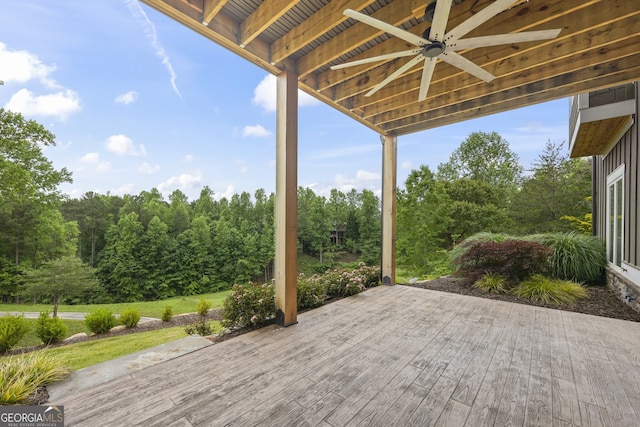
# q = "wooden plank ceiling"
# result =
<box><xmin>141</xmin><ymin>0</ymin><xmax>640</xmax><ymax>136</ymax></box>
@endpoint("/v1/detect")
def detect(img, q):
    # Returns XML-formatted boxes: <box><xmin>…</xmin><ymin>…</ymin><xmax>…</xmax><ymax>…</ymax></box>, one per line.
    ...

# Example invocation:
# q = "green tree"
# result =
<box><xmin>139</xmin><ymin>216</ymin><xmax>174</xmax><ymax>299</ymax></box>
<box><xmin>358</xmin><ymin>190</ymin><xmax>381</xmax><ymax>265</ymax></box>
<box><xmin>397</xmin><ymin>165</ymin><xmax>451</xmax><ymax>273</ymax></box>
<box><xmin>96</xmin><ymin>212</ymin><xmax>145</xmax><ymax>301</ymax></box>
<box><xmin>437</xmin><ymin>131</ymin><xmax>522</xmax><ymax>199</ymax></box>
<box><xmin>24</xmin><ymin>256</ymin><xmax>98</xmax><ymax>317</ymax></box>
<box><xmin>0</xmin><ymin>109</ymin><xmax>72</xmax><ymax>267</ymax></box>
<box><xmin>510</xmin><ymin>141</ymin><xmax>592</xmax><ymax>233</ymax></box>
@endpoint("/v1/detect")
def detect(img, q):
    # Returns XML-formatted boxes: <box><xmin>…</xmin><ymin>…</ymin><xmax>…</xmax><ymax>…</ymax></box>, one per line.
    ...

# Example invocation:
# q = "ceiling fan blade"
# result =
<box><xmin>365</xmin><ymin>54</ymin><xmax>425</xmax><ymax>97</ymax></box>
<box><xmin>418</xmin><ymin>57</ymin><xmax>437</xmax><ymax>101</ymax></box>
<box><xmin>440</xmin><ymin>51</ymin><xmax>495</xmax><ymax>82</ymax></box>
<box><xmin>449</xmin><ymin>29</ymin><xmax>562</xmax><ymax>51</ymax></box>
<box><xmin>446</xmin><ymin>0</ymin><xmax>516</xmax><ymax>43</ymax></box>
<box><xmin>344</xmin><ymin>9</ymin><xmax>429</xmax><ymax>47</ymax></box>
<box><xmin>429</xmin><ymin>0</ymin><xmax>453</xmax><ymax>42</ymax></box>
<box><xmin>330</xmin><ymin>49</ymin><xmax>420</xmax><ymax>70</ymax></box>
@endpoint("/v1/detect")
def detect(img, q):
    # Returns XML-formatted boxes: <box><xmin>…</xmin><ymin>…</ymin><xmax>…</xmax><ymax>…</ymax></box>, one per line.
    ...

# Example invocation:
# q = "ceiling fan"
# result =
<box><xmin>330</xmin><ymin>0</ymin><xmax>561</xmax><ymax>102</ymax></box>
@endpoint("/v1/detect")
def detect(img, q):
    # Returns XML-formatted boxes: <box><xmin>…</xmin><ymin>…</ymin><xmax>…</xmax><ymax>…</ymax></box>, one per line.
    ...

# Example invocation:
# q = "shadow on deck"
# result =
<box><xmin>57</xmin><ymin>285</ymin><xmax>640</xmax><ymax>426</ymax></box>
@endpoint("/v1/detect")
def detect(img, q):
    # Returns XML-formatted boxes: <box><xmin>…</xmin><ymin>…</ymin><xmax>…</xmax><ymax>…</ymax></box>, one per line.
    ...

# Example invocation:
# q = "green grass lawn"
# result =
<box><xmin>1</xmin><ymin>325</ymin><xmax>206</xmax><ymax>371</ymax></box>
<box><xmin>0</xmin><ymin>290</ymin><xmax>231</xmax><ymax>318</ymax></box>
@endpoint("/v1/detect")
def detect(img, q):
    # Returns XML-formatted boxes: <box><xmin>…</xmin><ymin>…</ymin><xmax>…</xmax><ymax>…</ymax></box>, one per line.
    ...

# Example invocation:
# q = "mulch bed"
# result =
<box><xmin>405</xmin><ymin>276</ymin><xmax>640</xmax><ymax>322</ymax></box>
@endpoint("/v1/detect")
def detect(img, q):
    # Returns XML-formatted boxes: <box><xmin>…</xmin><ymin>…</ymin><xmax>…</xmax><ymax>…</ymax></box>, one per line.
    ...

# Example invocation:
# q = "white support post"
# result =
<box><xmin>381</xmin><ymin>134</ymin><xmax>397</xmax><ymax>285</ymax></box>
<box><xmin>274</xmin><ymin>69</ymin><xmax>298</xmax><ymax>326</ymax></box>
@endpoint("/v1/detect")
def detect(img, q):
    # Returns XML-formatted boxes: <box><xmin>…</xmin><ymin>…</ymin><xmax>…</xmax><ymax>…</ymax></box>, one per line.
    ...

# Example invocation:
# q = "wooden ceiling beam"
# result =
<box><xmin>330</xmin><ymin>0</ymin><xmax>605</xmax><ymax>103</ymax></box>
<box><xmin>240</xmin><ymin>0</ymin><xmax>298</xmax><ymax>47</ymax></box>
<box><xmin>296</xmin><ymin>0</ymin><xmax>424</xmax><ymax>78</ymax></box>
<box><xmin>373</xmin><ymin>37</ymin><xmax>640</xmax><ymax>126</ymax></box>
<box><xmin>271</xmin><ymin>0</ymin><xmax>379</xmax><ymax>65</ymax></box>
<box><xmin>390</xmin><ymin>63</ymin><xmax>640</xmax><ymax>135</ymax></box>
<box><xmin>201</xmin><ymin>0</ymin><xmax>228</xmax><ymax>25</ymax></box>
<box><xmin>362</xmin><ymin>12</ymin><xmax>640</xmax><ymax>119</ymax></box>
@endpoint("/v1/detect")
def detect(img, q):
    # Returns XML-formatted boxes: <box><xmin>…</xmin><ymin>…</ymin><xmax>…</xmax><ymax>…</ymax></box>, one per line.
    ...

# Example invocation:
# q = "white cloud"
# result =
<box><xmin>106</xmin><ymin>134</ymin><xmax>146</xmax><ymax>156</ymax></box>
<box><xmin>4</xmin><ymin>88</ymin><xmax>80</xmax><ymax>120</ymax></box>
<box><xmin>0</xmin><ymin>42</ymin><xmax>57</xmax><ymax>87</ymax></box>
<box><xmin>242</xmin><ymin>124</ymin><xmax>272</xmax><ymax>137</ymax></box>
<box><xmin>400</xmin><ymin>161</ymin><xmax>414</xmax><ymax>170</ymax></box>
<box><xmin>125</xmin><ymin>0</ymin><xmax>181</xmax><ymax>98</ymax></box>
<box><xmin>214</xmin><ymin>184</ymin><xmax>235</xmax><ymax>201</ymax></box>
<box><xmin>81</xmin><ymin>152</ymin><xmax>100</xmax><ymax>164</ymax></box>
<box><xmin>157</xmin><ymin>172</ymin><xmax>203</xmax><ymax>194</ymax></box>
<box><xmin>138</xmin><ymin>162</ymin><xmax>160</xmax><ymax>174</ymax></box>
<box><xmin>252</xmin><ymin>74</ymin><xmax>321</xmax><ymax>112</ymax></box>
<box><xmin>115</xmin><ymin>90</ymin><xmax>139</xmax><ymax>104</ymax></box>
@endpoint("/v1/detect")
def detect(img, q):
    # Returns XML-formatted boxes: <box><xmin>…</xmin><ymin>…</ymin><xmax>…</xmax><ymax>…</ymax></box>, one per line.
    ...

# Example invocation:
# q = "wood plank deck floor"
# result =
<box><xmin>57</xmin><ymin>285</ymin><xmax>640</xmax><ymax>426</ymax></box>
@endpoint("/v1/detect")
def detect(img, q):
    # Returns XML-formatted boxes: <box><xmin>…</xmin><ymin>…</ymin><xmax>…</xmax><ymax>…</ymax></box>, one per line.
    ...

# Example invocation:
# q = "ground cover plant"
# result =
<box><xmin>0</xmin><ymin>351</ymin><xmax>71</xmax><ymax>405</ymax></box>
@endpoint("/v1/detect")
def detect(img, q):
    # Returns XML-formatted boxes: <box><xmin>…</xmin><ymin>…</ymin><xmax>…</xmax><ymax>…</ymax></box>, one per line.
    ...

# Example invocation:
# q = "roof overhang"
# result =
<box><xmin>141</xmin><ymin>0</ymin><xmax>640</xmax><ymax>136</ymax></box>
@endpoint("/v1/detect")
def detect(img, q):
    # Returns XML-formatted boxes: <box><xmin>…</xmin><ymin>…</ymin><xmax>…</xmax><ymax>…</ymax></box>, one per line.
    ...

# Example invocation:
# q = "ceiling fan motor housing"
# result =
<box><xmin>423</xmin><ymin>41</ymin><xmax>446</xmax><ymax>57</ymax></box>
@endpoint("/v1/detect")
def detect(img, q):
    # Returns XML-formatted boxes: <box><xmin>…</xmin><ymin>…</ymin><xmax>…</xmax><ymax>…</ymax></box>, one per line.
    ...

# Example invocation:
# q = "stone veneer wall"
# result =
<box><xmin>606</xmin><ymin>267</ymin><xmax>640</xmax><ymax>313</ymax></box>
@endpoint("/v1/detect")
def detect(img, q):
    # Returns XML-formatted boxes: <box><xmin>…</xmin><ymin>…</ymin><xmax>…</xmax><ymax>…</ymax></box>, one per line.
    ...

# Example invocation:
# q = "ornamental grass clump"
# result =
<box><xmin>512</xmin><ymin>275</ymin><xmax>588</xmax><ymax>304</ymax></box>
<box><xmin>0</xmin><ymin>351</ymin><xmax>71</xmax><ymax>405</ymax></box>
<box><xmin>0</xmin><ymin>314</ymin><xmax>30</xmax><ymax>354</ymax></box>
<box><xmin>36</xmin><ymin>312</ymin><xmax>67</xmax><ymax>345</ymax></box>
<box><xmin>526</xmin><ymin>232</ymin><xmax>606</xmax><ymax>285</ymax></box>
<box><xmin>473</xmin><ymin>273</ymin><xmax>508</xmax><ymax>294</ymax></box>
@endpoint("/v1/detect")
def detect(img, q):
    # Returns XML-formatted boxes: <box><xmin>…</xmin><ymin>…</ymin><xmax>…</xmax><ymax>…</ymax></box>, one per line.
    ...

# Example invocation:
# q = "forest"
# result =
<box><xmin>0</xmin><ymin>108</ymin><xmax>592</xmax><ymax>304</ymax></box>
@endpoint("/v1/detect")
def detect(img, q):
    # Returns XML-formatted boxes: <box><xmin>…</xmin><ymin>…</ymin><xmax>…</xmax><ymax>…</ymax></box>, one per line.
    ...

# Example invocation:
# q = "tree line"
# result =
<box><xmin>0</xmin><ymin>109</ymin><xmax>591</xmax><ymax>304</ymax></box>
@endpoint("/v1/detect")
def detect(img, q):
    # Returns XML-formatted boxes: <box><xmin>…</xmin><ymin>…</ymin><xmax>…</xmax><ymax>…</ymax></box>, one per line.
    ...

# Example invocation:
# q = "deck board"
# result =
<box><xmin>56</xmin><ymin>285</ymin><xmax>640</xmax><ymax>426</ymax></box>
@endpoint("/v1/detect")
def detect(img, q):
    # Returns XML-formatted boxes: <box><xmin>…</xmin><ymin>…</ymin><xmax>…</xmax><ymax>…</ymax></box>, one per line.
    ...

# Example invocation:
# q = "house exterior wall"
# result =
<box><xmin>592</xmin><ymin>82</ymin><xmax>640</xmax><ymax>310</ymax></box>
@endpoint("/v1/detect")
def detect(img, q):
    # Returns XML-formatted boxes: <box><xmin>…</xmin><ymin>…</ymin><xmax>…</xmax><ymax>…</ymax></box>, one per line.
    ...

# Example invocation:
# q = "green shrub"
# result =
<box><xmin>221</xmin><ymin>283</ymin><xmax>275</xmax><ymax>328</ymax></box>
<box><xmin>473</xmin><ymin>273</ymin><xmax>507</xmax><ymax>293</ymax></box>
<box><xmin>161</xmin><ymin>305</ymin><xmax>173</xmax><ymax>322</ymax></box>
<box><xmin>0</xmin><ymin>351</ymin><xmax>71</xmax><ymax>405</ymax></box>
<box><xmin>119</xmin><ymin>308</ymin><xmax>141</xmax><ymax>328</ymax></box>
<box><xmin>526</xmin><ymin>232</ymin><xmax>606</xmax><ymax>284</ymax></box>
<box><xmin>184</xmin><ymin>322</ymin><xmax>213</xmax><ymax>336</ymax></box>
<box><xmin>451</xmin><ymin>239</ymin><xmax>552</xmax><ymax>284</ymax></box>
<box><xmin>513</xmin><ymin>275</ymin><xmax>588</xmax><ymax>304</ymax></box>
<box><xmin>36</xmin><ymin>312</ymin><xmax>67</xmax><ymax>345</ymax></box>
<box><xmin>0</xmin><ymin>314</ymin><xmax>30</xmax><ymax>354</ymax></box>
<box><xmin>297</xmin><ymin>273</ymin><xmax>326</xmax><ymax>309</ymax></box>
<box><xmin>196</xmin><ymin>298</ymin><xmax>212</xmax><ymax>317</ymax></box>
<box><xmin>84</xmin><ymin>309</ymin><xmax>117</xmax><ymax>334</ymax></box>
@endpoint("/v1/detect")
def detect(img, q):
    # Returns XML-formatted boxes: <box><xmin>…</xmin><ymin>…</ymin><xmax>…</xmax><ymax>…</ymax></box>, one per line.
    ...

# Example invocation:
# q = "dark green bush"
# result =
<box><xmin>196</xmin><ymin>298</ymin><xmax>212</xmax><ymax>317</ymax></box>
<box><xmin>119</xmin><ymin>308</ymin><xmax>141</xmax><ymax>328</ymax></box>
<box><xmin>161</xmin><ymin>305</ymin><xmax>173</xmax><ymax>322</ymax></box>
<box><xmin>221</xmin><ymin>283</ymin><xmax>275</xmax><ymax>328</ymax></box>
<box><xmin>36</xmin><ymin>312</ymin><xmax>67</xmax><ymax>345</ymax></box>
<box><xmin>452</xmin><ymin>239</ymin><xmax>552</xmax><ymax>284</ymax></box>
<box><xmin>0</xmin><ymin>314</ymin><xmax>30</xmax><ymax>354</ymax></box>
<box><xmin>526</xmin><ymin>232</ymin><xmax>606</xmax><ymax>285</ymax></box>
<box><xmin>84</xmin><ymin>309</ymin><xmax>117</xmax><ymax>334</ymax></box>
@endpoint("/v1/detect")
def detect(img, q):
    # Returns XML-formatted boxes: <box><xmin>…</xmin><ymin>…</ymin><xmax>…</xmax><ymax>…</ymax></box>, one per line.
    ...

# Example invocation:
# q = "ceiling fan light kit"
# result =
<box><xmin>331</xmin><ymin>0</ymin><xmax>561</xmax><ymax>102</ymax></box>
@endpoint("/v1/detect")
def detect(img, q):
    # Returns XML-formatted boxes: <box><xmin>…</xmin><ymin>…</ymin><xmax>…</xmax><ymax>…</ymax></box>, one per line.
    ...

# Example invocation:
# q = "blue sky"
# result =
<box><xmin>0</xmin><ymin>0</ymin><xmax>569</xmax><ymax>201</ymax></box>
